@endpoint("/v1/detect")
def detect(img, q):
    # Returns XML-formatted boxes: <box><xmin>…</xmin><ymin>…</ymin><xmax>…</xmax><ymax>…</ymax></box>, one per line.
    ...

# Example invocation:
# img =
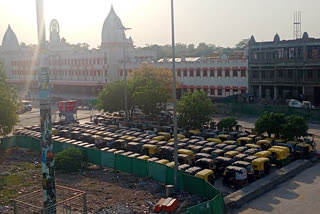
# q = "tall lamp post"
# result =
<box><xmin>123</xmin><ymin>27</ymin><xmax>131</xmax><ymax>123</ymax></box>
<box><xmin>171</xmin><ymin>0</ymin><xmax>179</xmax><ymax>190</ymax></box>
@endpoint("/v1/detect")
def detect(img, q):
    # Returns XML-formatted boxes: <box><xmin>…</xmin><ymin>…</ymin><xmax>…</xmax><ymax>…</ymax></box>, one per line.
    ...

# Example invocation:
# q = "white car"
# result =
<box><xmin>22</xmin><ymin>100</ymin><xmax>32</xmax><ymax>111</ymax></box>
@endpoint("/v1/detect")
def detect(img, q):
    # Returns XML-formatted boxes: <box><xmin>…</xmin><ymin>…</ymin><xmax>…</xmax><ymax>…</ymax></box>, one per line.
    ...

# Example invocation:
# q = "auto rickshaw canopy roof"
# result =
<box><xmin>237</xmin><ymin>137</ymin><xmax>253</xmax><ymax>142</ymax></box>
<box><xmin>206</xmin><ymin>138</ymin><xmax>222</xmax><ymax>144</ymax></box>
<box><xmin>195</xmin><ymin>169</ymin><xmax>214</xmax><ymax>178</ymax></box>
<box><xmin>256</xmin><ymin>140</ymin><xmax>271</xmax><ymax>145</ymax></box>
<box><xmin>224</xmin><ymin>151</ymin><xmax>240</xmax><ymax>157</ymax></box>
<box><xmin>254</xmin><ymin>151</ymin><xmax>272</xmax><ymax>158</ymax></box>
<box><xmin>178</xmin><ymin>149</ymin><xmax>194</xmax><ymax>156</ymax></box>
<box><xmin>224</xmin><ymin>140</ymin><xmax>237</xmax><ymax>145</ymax></box>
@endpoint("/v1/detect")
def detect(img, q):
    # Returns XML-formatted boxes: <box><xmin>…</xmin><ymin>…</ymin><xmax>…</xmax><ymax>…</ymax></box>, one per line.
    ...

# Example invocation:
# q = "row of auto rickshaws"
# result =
<box><xmin>16</xmin><ymin>120</ymin><xmax>315</xmax><ymax>190</ymax></box>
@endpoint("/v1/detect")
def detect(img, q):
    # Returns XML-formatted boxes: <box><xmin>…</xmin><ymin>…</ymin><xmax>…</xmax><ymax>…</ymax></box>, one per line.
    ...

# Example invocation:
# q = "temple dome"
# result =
<box><xmin>249</xmin><ymin>35</ymin><xmax>256</xmax><ymax>45</ymax></box>
<box><xmin>302</xmin><ymin>32</ymin><xmax>309</xmax><ymax>40</ymax></box>
<box><xmin>49</xmin><ymin>19</ymin><xmax>60</xmax><ymax>43</ymax></box>
<box><xmin>101</xmin><ymin>5</ymin><xmax>126</xmax><ymax>45</ymax></box>
<box><xmin>1</xmin><ymin>25</ymin><xmax>19</xmax><ymax>51</ymax></box>
<box><xmin>273</xmin><ymin>33</ymin><xmax>280</xmax><ymax>42</ymax></box>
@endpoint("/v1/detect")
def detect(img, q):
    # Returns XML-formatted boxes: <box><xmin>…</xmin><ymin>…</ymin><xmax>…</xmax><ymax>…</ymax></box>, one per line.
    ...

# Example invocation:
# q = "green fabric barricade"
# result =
<box><xmin>101</xmin><ymin>151</ymin><xmax>115</xmax><ymax>168</ymax></box>
<box><xmin>182</xmin><ymin>173</ymin><xmax>206</xmax><ymax>196</ymax></box>
<box><xmin>53</xmin><ymin>141</ymin><xmax>63</xmax><ymax>154</ymax></box>
<box><xmin>31</xmin><ymin>138</ymin><xmax>41</xmax><ymax>152</ymax></box>
<box><xmin>132</xmin><ymin>158</ymin><xmax>148</xmax><ymax>177</ymax></box>
<box><xmin>0</xmin><ymin>136</ymin><xmax>16</xmax><ymax>150</ymax></box>
<box><xmin>148</xmin><ymin>161</ymin><xmax>166</xmax><ymax>183</ymax></box>
<box><xmin>115</xmin><ymin>154</ymin><xmax>132</xmax><ymax>173</ymax></box>
<box><xmin>87</xmin><ymin>148</ymin><xmax>101</xmax><ymax>165</ymax></box>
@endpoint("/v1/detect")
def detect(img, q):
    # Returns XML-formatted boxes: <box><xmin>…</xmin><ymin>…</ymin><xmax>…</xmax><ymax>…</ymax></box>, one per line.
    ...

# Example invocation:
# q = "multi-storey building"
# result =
<box><xmin>248</xmin><ymin>33</ymin><xmax>320</xmax><ymax>105</ymax></box>
<box><xmin>154</xmin><ymin>52</ymin><xmax>248</xmax><ymax>98</ymax></box>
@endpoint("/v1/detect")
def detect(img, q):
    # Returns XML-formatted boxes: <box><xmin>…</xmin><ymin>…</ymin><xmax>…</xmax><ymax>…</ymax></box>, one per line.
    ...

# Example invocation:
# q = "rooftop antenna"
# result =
<box><xmin>293</xmin><ymin>11</ymin><xmax>302</xmax><ymax>39</ymax></box>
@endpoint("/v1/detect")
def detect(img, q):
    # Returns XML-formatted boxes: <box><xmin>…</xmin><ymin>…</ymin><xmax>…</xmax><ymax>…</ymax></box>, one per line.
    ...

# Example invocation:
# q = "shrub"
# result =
<box><xmin>54</xmin><ymin>147</ymin><xmax>87</xmax><ymax>172</ymax></box>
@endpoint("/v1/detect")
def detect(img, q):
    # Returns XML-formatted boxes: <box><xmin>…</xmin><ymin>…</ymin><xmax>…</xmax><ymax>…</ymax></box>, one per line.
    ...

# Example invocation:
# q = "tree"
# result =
<box><xmin>235</xmin><ymin>38</ymin><xmax>249</xmax><ymax>50</ymax></box>
<box><xmin>0</xmin><ymin>65</ymin><xmax>20</xmax><ymax>136</ymax></box>
<box><xmin>254</xmin><ymin>111</ymin><xmax>286</xmax><ymax>137</ymax></box>
<box><xmin>177</xmin><ymin>90</ymin><xmax>214</xmax><ymax>129</ymax></box>
<box><xmin>217</xmin><ymin>116</ymin><xmax>238</xmax><ymax>131</ymax></box>
<box><xmin>281</xmin><ymin>115</ymin><xmax>308</xmax><ymax>140</ymax></box>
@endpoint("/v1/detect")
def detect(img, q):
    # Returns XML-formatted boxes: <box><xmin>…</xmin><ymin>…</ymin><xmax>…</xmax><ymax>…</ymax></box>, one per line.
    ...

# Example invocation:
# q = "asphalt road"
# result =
<box><xmin>231</xmin><ymin>163</ymin><xmax>320</xmax><ymax>214</ymax></box>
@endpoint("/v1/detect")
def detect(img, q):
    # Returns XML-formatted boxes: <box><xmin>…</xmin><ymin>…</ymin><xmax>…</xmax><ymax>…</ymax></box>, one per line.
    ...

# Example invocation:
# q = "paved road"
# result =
<box><xmin>231</xmin><ymin>163</ymin><xmax>320</xmax><ymax>214</ymax></box>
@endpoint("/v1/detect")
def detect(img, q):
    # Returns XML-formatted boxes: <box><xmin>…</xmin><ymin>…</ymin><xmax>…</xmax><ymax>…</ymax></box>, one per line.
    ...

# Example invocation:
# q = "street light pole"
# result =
<box><xmin>171</xmin><ymin>0</ymin><xmax>179</xmax><ymax>191</ymax></box>
<box><xmin>123</xmin><ymin>27</ymin><xmax>131</xmax><ymax>124</ymax></box>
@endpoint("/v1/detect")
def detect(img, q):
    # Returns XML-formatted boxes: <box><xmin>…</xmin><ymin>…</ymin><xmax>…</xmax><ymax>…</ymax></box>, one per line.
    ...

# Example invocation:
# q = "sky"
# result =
<box><xmin>0</xmin><ymin>0</ymin><xmax>319</xmax><ymax>49</ymax></box>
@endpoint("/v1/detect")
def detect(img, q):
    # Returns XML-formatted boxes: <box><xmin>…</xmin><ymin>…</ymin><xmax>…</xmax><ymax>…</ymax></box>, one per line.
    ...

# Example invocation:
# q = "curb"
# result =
<box><xmin>224</xmin><ymin>159</ymin><xmax>313</xmax><ymax>210</ymax></box>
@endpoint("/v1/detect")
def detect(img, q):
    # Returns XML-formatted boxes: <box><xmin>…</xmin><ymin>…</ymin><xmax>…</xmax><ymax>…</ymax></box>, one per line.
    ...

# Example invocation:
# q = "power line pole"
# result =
<box><xmin>36</xmin><ymin>0</ymin><xmax>56</xmax><ymax>212</ymax></box>
<box><xmin>171</xmin><ymin>0</ymin><xmax>179</xmax><ymax>191</ymax></box>
<box><xmin>123</xmin><ymin>27</ymin><xmax>131</xmax><ymax>123</ymax></box>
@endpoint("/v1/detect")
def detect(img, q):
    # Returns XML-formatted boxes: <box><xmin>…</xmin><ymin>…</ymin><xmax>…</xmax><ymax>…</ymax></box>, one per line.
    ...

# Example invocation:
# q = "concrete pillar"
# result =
<box><xmin>274</xmin><ymin>85</ymin><xmax>277</xmax><ymax>100</ymax></box>
<box><xmin>259</xmin><ymin>85</ymin><xmax>262</xmax><ymax>98</ymax></box>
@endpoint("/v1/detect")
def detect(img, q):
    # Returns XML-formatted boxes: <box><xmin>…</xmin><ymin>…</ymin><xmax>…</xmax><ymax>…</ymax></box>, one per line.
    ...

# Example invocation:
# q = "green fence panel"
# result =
<box><xmin>87</xmin><ymin>148</ymin><xmax>101</xmax><ymax>165</ymax></box>
<box><xmin>15</xmin><ymin>136</ymin><xmax>26</xmax><ymax>148</ymax></box>
<box><xmin>31</xmin><ymin>138</ymin><xmax>41</xmax><ymax>152</ymax></box>
<box><xmin>204</xmin><ymin>182</ymin><xmax>219</xmax><ymax>199</ymax></box>
<box><xmin>101</xmin><ymin>151</ymin><xmax>115</xmax><ymax>168</ymax></box>
<box><xmin>63</xmin><ymin>142</ymin><xmax>73</xmax><ymax>150</ymax></box>
<box><xmin>115</xmin><ymin>154</ymin><xmax>132</xmax><ymax>173</ymax></box>
<box><xmin>210</xmin><ymin>193</ymin><xmax>225</xmax><ymax>214</ymax></box>
<box><xmin>182</xmin><ymin>174</ymin><xmax>206</xmax><ymax>196</ymax></box>
<box><xmin>0</xmin><ymin>136</ymin><xmax>16</xmax><ymax>150</ymax></box>
<box><xmin>132</xmin><ymin>158</ymin><xmax>148</xmax><ymax>177</ymax></box>
<box><xmin>166</xmin><ymin>167</ymin><xmax>185</xmax><ymax>189</ymax></box>
<box><xmin>148</xmin><ymin>162</ymin><xmax>167</xmax><ymax>183</ymax></box>
<box><xmin>53</xmin><ymin>141</ymin><xmax>63</xmax><ymax>154</ymax></box>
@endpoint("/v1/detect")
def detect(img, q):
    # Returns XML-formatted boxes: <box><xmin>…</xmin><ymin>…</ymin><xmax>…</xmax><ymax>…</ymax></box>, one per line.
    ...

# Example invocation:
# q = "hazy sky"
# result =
<box><xmin>0</xmin><ymin>0</ymin><xmax>319</xmax><ymax>48</ymax></box>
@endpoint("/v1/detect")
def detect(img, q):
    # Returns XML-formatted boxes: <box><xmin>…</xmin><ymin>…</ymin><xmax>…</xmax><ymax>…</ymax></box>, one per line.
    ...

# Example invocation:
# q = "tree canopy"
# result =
<box><xmin>97</xmin><ymin>65</ymin><xmax>171</xmax><ymax>119</ymax></box>
<box><xmin>254</xmin><ymin>112</ymin><xmax>286</xmax><ymax>138</ymax></box>
<box><xmin>281</xmin><ymin>115</ymin><xmax>308</xmax><ymax>140</ymax></box>
<box><xmin>177</xmin><ymin>90</ymin><xmax>214</xmax><ymax>129</ymax></box>
<box><xmin>217</xmin><ymin>116</ymin><xmax>238</xmax><ymax>131</ymax></box>
<box><xmin>0</xmin><ymin>65</ymin><xmax>20</xmax><ymax>136</ymax></box>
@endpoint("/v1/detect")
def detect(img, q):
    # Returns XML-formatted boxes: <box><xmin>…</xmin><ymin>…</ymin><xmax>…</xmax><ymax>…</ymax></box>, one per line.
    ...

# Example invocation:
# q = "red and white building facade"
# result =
<box><xmin>154</xmin><ymin>53</ymin><xmax>248</xmax><ymax>98</ymax></box>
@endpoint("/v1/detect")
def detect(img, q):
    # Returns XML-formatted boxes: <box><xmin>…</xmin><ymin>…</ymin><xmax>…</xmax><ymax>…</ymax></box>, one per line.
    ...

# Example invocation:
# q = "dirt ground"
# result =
<box><xmin>0</xmin><ymin>148</ymin><xmax>206</xmax><ymax>214</ymax></box>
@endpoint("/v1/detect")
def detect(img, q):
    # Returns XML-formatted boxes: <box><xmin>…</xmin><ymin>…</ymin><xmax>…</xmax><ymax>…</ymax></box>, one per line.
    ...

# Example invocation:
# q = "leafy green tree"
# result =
<box><xmin>0</xmin><ymin>65</ymin><xmax>20</xmax><ymax>136</ymax></box>
<box><xmin>281</xmin><ymin>115</ymin><xmax>308</xmax><ymax>140</ymax></box>
<box><xmin>177</xmin><ymin>90</ymin><xmax>214</xmax><ymax>129</ymax></box>
<box><xmin>254</xmin><ymin>111</ymin><xmax>286</xmax><ymax>137</ymax></box>
<box><xmin>217</xmin><ymin>116</ymin><xmax>238</xmax><ymax>130</ymax></box>
<box><xmin>235</xmin><ymin>38</ymin><xmax>249</xmax><ymax>50</ymax></box>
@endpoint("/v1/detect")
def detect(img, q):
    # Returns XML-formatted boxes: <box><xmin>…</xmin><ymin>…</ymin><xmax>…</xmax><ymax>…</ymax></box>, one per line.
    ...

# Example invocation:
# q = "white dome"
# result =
<box><xmin>101</xmin><ymin>6</ymin><xmax>126</xmax><ymax>46</ymax></box>
<box><xmin>1</xmin><ymin>25</ymin><xmax>19</xmax><ymax>51</ymax></box>
<box><xmin>50</xmin><ymin>19</ymin><xmax>60</xmax><ymax>43</ymax></box>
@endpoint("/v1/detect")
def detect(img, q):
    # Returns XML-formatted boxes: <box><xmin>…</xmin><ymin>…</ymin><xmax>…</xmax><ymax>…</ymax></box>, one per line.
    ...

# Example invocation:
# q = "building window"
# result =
<box><xmin>218</xmin><ymin>89</ymin><xmax>222</xmax><ymax>96</ymax></box>
<box><xmin>289</xmin><ymin>48</ymin><xmax>295</xmax><ymax>59</ymax></box>
<box><xmin>183</xmin><ymin>70</ymin><xmax>188</xmax><ymax>77</ymax></box>
<box><xmin>225</xmin><ymin>89</ymin><xmax>230</xmax><ymax>96</ymax></box>
<box><xmin>298</xmin><ymin>70</ymin><xmax>303</xmax><ymax>79</ymax></box>
<box><xmin>241</xmin><ymin>69</ymin><xmax>246</xmax><ymax>77</ymax></box>
<box><xmin>196</xmin><ymin>70</ymin><xmax>201</xmax><ymax>77</ymax></box>
<box><xmin>307</xmin><ymin>70</ymin><xmax>313</xmax><ymax>79</ymax></box>
<box><xmin>233</xmin><ymin>70</ymin><xmax>238</xmax><ymax>77</ymax></box>
<box><xmin>270</xmin><ymin>71</ymin><xmax>274</xmax><ymax>79</ymax></box>
<box><xmin>203</xmin><ymin>70</ymin><xmax>208</xmax><ymax>77</ymax></box>
<box><xmin>252</xmin><ymin>70</ymin><xmax>258</xmax><ymax>79</ymax></box>
<box><xmin>177</xmin><ymin>70</ymin><xmax>181</xmax><ymax>77</ymax></box>
<box><xmin>233</xmin><ymin>89</ymin><xmax>238</xmax><ymax>95</ymax></box>
<box><xmin>218</xmin><ymin>70</ymin><xmax>222</xmax><ymax>77</ymax></box>
<box><xmin>210</xmin><ymin>88</ymin><xmax>215</xmax><ymax>96</ymax></box>
<box><xmin>278</xmin><ymin>70</ymin><xmax>283</xmax><ymax>78</ymax></box>
<box><xmin>287</xmin><ymin>70</ymin><xmax>293</xmax><ymax>79</ymax></box>
<box><xmin>308</xmin><ymin>47</ymin><xmax>313</xmax><ymax>58</ymax></box>
<box><xmin>210</xmin><ymin>70</ymin><xmax>214</xmax><ymax>77</ymax></box>
<box><xmin>190</xmin><ymin>70</ymin><xmax>194</xmax><ymax>77</ymax></box>
<box><xmin>277</xmin><ymin>49</ymin><xmax>284</xmax><ymax>59</ymax></box>
<box><xmin>225</xmin><ymin>70</ymin><xmax>230</xmax><ymax>77</ymax></box>
<box><xmin>204</xmin><ymin>88</ymin><xmax>208</xmax><ymax>94</ymax></box>
<box><xmin>241</xmin><ymin>89</ymin><xmax>246</xmax><ymax>94</ymax></box>
<box><xmin>261</xmin><ymin>71</ymin><xmax>266</xmax><ymax>79</ymax></box>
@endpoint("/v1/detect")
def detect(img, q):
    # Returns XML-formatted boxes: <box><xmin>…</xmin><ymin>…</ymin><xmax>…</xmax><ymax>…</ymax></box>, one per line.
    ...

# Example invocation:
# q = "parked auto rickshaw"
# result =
<box><xmin>228</xmin><ymin>131</ymin><xmax>240</xmax><ymax>141</ymax></box>
<box><xmin>195</xmin><ymin>169</ymin><xmax>215</xmax><ymax>185</ymax></box>
<box><xmin>224</xmin><ymin>140</ymin><xmax>238</xmax><ymax>146</ymax></box>
<box><xmin>157</xmin><ymin>141</ymin><xmax>167</xmax><ymax>147</ymax></box>
<box><xmin>157</xmin><ymin>132</ymin><xmax>171</xmax><ymax>140</ymax></box>
<box><xmin>148</xmin><ymin>157</ymin><xmax>160</xmax><ymax>162</ymax></box>
<box><xmin>235</xmin><ymin>146</ymin><xmax>248</xmax><ymax>153</ymax></box>
<box><xmin>79</xmin><ymin>133</ymin><xmax>91</xmax><ymax>143</ymax></box>
<box><xmin>248</xmin><ymin>135</ymin><xmax>257</xmax><ymax>143</ymax></box>
<box><xmin>152</xmin><ymin>136</ymin><xmax>166</xmax><ymax>141</ymax></box>
<box><xmin>215</xmin><ymin>157</ymin><xmax>235</xmax><ymax>175</ymax></box>
<box><xmin>222</xmin><ymin>166</ymin><xmax>248</xmax><ymax>189</ymax></box>
<box><xmin>201</xmin><ymin>147</ymin><xmax>215</xmax><ymax>154</ymax></box>
<box><xmin>178</xmin><ymin>149</ymin><xmax>195</xmax><ymax>165</ymax></box>
<box><xmin>272</xmin><ymin>146</ymin><xmax>290</xmax><ymax>156</ymax></box>
<box><xmin>224</xmin><ymin>151</ymin><xmax>240</xmax><ymax>158</ymax></box>
<box><xmin>205</xmin><ymin>142</ymin><xmax>217</xmax><ymax>148</ymax></box>
<box><xmin>178</xmin><ymin>143</ymin><xmax>187</xmax><ymax>149</ymax></box>
<box><xmin>268</xmin><ymin>147</ymin><xmax>290</xmax><ymax>167</ymax></box>
<box><xmin>244</xmin><ymin>155</ymin><xmax>258</xmax><ymax>163</ymax></box>
<box><xmin>158</xmin><ymin>146</ymin><xmax>174</xmax><ymax>161</ymax></box>
<box><xmin>244</xmin><ymin>148</ymin><xmax>259</xmax><ymax>156</ymax></box>
<box><xmin>295</xmin><ymin>143</ymin><xmax>312</xmax><ymax>159</ymax></box>
<box><xmin>224</xmin><ymin>145</ymin><xmax>238</xmax><ymax>152</ymax></box>
<box><xmin>127</xmin><ymin>142</ymin><xmax>143</xmax><ymax>153</ymax></box>
<box><xmin>137</xmin><ymin>155</ymin><xmax>150</xmax><ymax>160</ymax></box>
<box><xmin>245</xmin><ymin>144</ymin><xmax>262</xmax><ymax>152</ymax></box>
<box><xmin>256</xmin><ymin>140</ymin><xmax>272</xmax><ymax>150</ymax></box>
<box><xmin>217</xmin><ymin>134</ymin><xmax>230</xmax><ymax>142</ymax></box>
<box><xmin>195</xmin><ymin>158</ymin><xmax>216</xmax><ymax>170</ymax></box>
<box><xmin>195</xmin><ymin>153</ymin><xmax>212</xmax><ymax>160</ymax></box>
<box><xmin>207</xmin><ymin>138</ymin><xmax>222</xmax><ymax>144</ymax></box>
<box><xmin>59</xmin><ymin>129</ymin><xmax>69</xmax><ymax>138</ymax></box>
<box><xmin>185</xmin><ymin>166</ymin><xmax>202</xmax><ymax>176</ymax></box>
<box><xmin>196</xmin><ymin>141</ymin><xmax>208</xmax><ymax>147</ymax></box>
<box><xmin>252</xmin><ymin>157</ymin><xmax>271</xmax><ymax>178</ymax></box>
<box><xmin>188</xmin><ymin>129</ymin><xmax>201</xmax><ymax>136</ymax></box>
<box><xmin>191</xmin><ymin>145</ymin><xmax>204</xmax><ymax>154</ymax></box>
<box><xmin>286</xmin><ymin>140</ymin><xmax>300</xmax><ymax>153</ymax></box>
<box><xmin>187</xmin><ymin>139</ymin><xmax>200</xmax><ymax>145</ymax></box>
<box><xmin>52</xmin><ymin>128</ymin><xmax>58</xmax><ymax>136</ymax></box>
<box><xmin>254</xmin><ymin>151</ymin><xmax>272</xmax><ymax>159</ymax></box>
<box><xmin>234</xmin><ymin>153</ymin><xmax>248</xmax><ymax>161</ymax></box>
<box><xmin>232</xmin><ymin>161</ymin><xmax>255</xmax><ymax>182</ymax></box>
<box><xmin>214</xmin><ymin>143</ymin><xmax>228</xmax><ymax>150</ymax></box>
<box><xmin>141</xmin><ymin>144</ymin><xmax>158</xmax><ymax>156</ymax></box>
<box><xmin>237</xmin><ymin>137</ymin><xmax>253</xmax><ymax>147</ymax></box>
<box><xmin>211</xmin><ymin>149</ymin><xmax>225</xmax><ymax>158</ymax></box>
<box><xmin>178</xmin><ymin>164</ymin><xmax>191</xmax><ymax>172</ymax></box>
<box><xmin>156</xmin><ymin>159</ymin><xmax>170</xmax><ymax>165</ymax></box>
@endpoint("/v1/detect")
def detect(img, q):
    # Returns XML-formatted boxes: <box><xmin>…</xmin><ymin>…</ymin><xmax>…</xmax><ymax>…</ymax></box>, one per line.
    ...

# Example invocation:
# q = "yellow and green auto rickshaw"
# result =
<box><xmin>237</xmin><ymin>137</ymin><xmax>253</xmax><ymax>147</ymax></box>
<box><xmin>245</xmin><ymin>144</ymin><xmax>262</xmax><ymax>152</ymax></box>
<box><xmin>152</xmin><ymin>135</ymin><xmax>166</xmax><ymax>141</ymax></box>
<box><xmin>217</xmin><ymin>134</ymin><xmax>231</xmax><ymax>142</ymax></box>
<box><xmin>195</xmin><ymin>158</ymin><xmax>216</xmax><ymax>170</ymax></box>
<box><xmin>268</xmin><ymin>147</ymin><xmax>289</xmax><ymax>167</ymax></box>
<box><xmin>141</xmin><ymin>144</ymin><xmax>158</xmax><ymax>156</ymax></box>
<box><xmin>254</xmin><ymin>151</ymin><xmax>272</xmax><ymax>159</ymax></box>
<box><xmin>178</xmin><ymin>149</ymin><xmax>195</xmax><ymax>165</ymax></box>
<box><xmin>195</xmin><ymin>169</ymin><xmax>215</xmax><ymax>185</ymax></box>
<box><xmin>206</xmin><ymin>138</ymin><xmax>222</xmax><ymax>144</ymax></box>
<box><xmin>222</xmin><ymin>166</ymin><xmax>248</xmax><ymax>189</ymax></box>
<box><xmin>224</xmin><ymin>151</ymin><xmax>240</xmax><ymax>158</ymax></box>
<box><xmin>252</xmin><ymin>157</ymin><xmax>271</xmax><ymax>178</ymax></box>
<box><xmin>272</xmin><ymin>146</ymin><xmax>290</xmax><ymax>157</ymax></box>
<box><xmin>256</xmin><ymin>140</ymin><xmax>272</xmax><ymax>150</ymax></box>
<box><xmin>295</xmin><ymin>143</ymin><xmax>312</xmax><ymax>159</ymax></box>
<box><xmin>157</xmin><ymin>132</ymin><xmax>171</xmax><ymax>140</ymax></box>
<box><xmin>224</xmin><ymin>140</ymin><xmax>238</xmax><ymax>146</ymax></box>
<box><xmin>156</xmin><ymin>159</ymin><xmax>170</xmax><ymax>165</ymax></box>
